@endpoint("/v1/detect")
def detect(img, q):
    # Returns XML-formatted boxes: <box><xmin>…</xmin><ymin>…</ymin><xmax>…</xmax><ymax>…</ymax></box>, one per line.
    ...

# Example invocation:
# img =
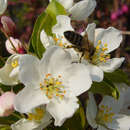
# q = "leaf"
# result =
<box><xmin>104</xmin><ymin>69</ymin><xmax>130</xmax><ymax>86</ymax></box>
<box><xmin>29</xmin><ymin>0</ymin><xmax>66</xmax><ymax>58</ymax></box>
<box><xmin>90</xmin><ymin>79</ymin><xmax>120</xmax><ymax>99</ymax></box>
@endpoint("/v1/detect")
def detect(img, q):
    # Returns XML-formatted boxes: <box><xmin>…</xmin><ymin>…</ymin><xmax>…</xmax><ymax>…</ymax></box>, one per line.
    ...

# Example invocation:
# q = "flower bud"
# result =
<box><xmin>1</xmin><ymin>16</ymin><xmax>16</xmax><ymax>35</ymax></box>
<box><xmin>0</xmin><ymin>92</ymin><xmax>16</xmax><ymax>117</ymax></box>
<box><xmin>5</xmin><ymin>37</ymin><xmax>25</xmax><ymax>54</ymax></box>
<box><xmin>0</xmin><ymin>0</ymin><xmax>7</xmax><ymax>15</ymax></box>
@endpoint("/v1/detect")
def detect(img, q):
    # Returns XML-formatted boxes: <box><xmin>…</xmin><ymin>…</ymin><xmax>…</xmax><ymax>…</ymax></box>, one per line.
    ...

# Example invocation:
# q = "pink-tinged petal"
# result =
<box><xmin>69</xmin><ymin>0</ymin><xmax>96</xmax><ymax>20</ymax></box>
<box><xmin>47</xmin><ymin>96</ymin><xmax>79</xmax><ymax>126</ymax></box>
<box><xmin>99</xmin><ymin>57</ymin><xmax>125</xmax><ymax>72</ymax></box>
<box><xmin>5</xmin><ymin>37</ymin><xmax>24</xmax><ymax>54</ymax></box>
<box><xmin>0</xmin><ymin>92</ymin><xmax>15</xmax><ymax>117</ymax></box>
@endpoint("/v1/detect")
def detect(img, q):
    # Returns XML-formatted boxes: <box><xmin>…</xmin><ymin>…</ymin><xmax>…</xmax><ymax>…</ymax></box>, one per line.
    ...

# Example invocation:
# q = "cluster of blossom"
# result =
<box><xmin>0</xmin><ymin>0</ymin><xmax>130</xmax><ymax>130</ymax></box>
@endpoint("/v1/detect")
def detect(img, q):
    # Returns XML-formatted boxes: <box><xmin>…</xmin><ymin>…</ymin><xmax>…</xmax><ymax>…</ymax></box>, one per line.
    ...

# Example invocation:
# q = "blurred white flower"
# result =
<box><xmin>6</xmin><ymin>37</ymin><xmax>25</xmax><ymax>54</ymax></box>
<box><xmin>0</xmin><ymin>91</ymin><xmax>15</xmax><ymax>117</ymax></box>
<box><xmin>11</xmin><ymin>106</ymin><xmax>52</xmax><ymax>130</ymax></box>
<box><xmin>0</xmin><ymin>54</ymin><xmax>21</xmax><ymax>85</ymax></box>
<box><xmin>50</xmin><ymin>15</ymin><xmax>125</xmax><ymax>82</ymax></box>
<box><xmin>0</xmin><ymin>0</ymin><xmax>7</xmax><ymax>15</ymax></box>
<box><xmin>86</xmin><ymin>87</ymin><xmax>130</xmax><ymax>130</ymax></box>
<box><xmin>49</xmin><ymin>0</ymin><xmax>96</xmax><ymax>20</ymax></box>
<box><xmin>14</xmin><ymin>46</ymin><xmax>92</xmax><ymax>126</ymax></box>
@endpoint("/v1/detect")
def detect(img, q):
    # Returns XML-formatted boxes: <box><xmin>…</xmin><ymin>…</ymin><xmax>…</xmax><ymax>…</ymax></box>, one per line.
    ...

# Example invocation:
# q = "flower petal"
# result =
<box><xmin>52</xmin><ymin>15</ymin><xmax>73</xmax><ymax>35</ymax></box>
<box><xmin>82</xmin><ymin>61</ymin><xmax>104</xmax><ymax>82</ymax></box>
<box><xmin>97</xmin><ymin>125</ymin><xmax>107</xmax><ymax>130</ymax></box>
<box><xmin>95</xmin><ymin>27</ymin><xmax>123</xmax><ymax>53</ymax></box>
<box><xmin>40</xmin><ymin>46</ymin><xmax>72</xmax><ymax>75</ymax></box>
<box><xmin>0</xmin><ymin>0</ymin><xmax>7</xmax><ymax>15</ymax></box>
<box><xmin>11</xmin><ymin>119</ymin><xmax>39</xmax><ymax>130</ymax></box>
<box><xmin>0</xmin><ymin>54</ymin><xmax>20</xmax><ymax>85</ymax></box>
<box><xmin>46</xmin><ymin>96</ymin><xmax>79</xmax><ymax>126</ymax></box>
<box><xmin>63</xmin><ymin>63</ymin><xmax>92</xmax><ymax>96</ymax></box>
<box><xmin>56</xmin><ymin>0</ymin><xmax>73</xmax><ymax>10</ymax></box>
<box><xmin>85</xmin><ymin>23</ymin><xmax>96</xmax><ymax>43</ymax></box>
<box><xmin>107</xmin><ymin>114</ymin><xmax>130</xmax><ymax>130</ymax></box>
<box><xmin>14</xmin><ymin>86</ymin><xmax>49</xmax><ymax>113</ymax></box>
<box><xmin>19</xmin><ymin>54</ymin><xmax>41</xmax><ymax>86</ymax></box>
<box><xmin>86</xmin><ymin>92</ymin><xmax>98</xmax><ymax>129</ymax></box>
<box><xmin>99</xmin><ymin>94</ymin><xmax>124</xmax><ymax>114</ymax></box>
<box><xmin>40</xmin><ymin>30</ymin><xmax>55</xmax><ymax>49</ymax></box>
<box><xmin>69</xmin><ymin>0</ymin><xmax>96</xmax><ymax>20</ymax></box>
<box><xmin>99</xmin><ymin>57</ymin><xmax>125</xmax><ymax>72</ymax></box>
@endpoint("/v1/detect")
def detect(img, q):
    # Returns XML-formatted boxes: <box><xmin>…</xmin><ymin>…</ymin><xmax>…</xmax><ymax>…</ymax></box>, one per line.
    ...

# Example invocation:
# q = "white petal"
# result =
<box><xmin>85</xmin><ymin>23</ymin><xmax>96</xmax><ymax>43</ymax></box>
<box><xmin>63</xmin><ymin>63</ymin><xmax>92</xmax><ymax>96</ymax></box>
<box><xmin>52</xmin><ymin>15</ymin><xmax>73</xmax><ymax>35</ymax></box>
<box><xmin>107</xmin><ymin>114</ymin><xmax>130</xmax><ymax>130</ymax></box>
<box><xmin>11</xmin><ymin>119</ymin><xmax>39</xmax><ymax>130</ymax></box>
<box><xmin>56</xmin><ymin>0</ymin><xmax>74</xmax><ymax>10</ymax></box>
<box><xmin>14</xmin><ymin>86</ymin><xmax>49</xmax><ymax>113</ymax></box>
<box><xmin>46</xmin><ymin>96</ymin><xmax>79</xmax><ymax>126</ymax></box>
<box><xmin>95</xmin><ymin>28</ymin><xmax>104</xmax><ymax>39</ymax></box>
<box><xmin>0</xmin><ymin>0</ymin><xmax>7</xmax><ymax>15</ymax></box>
<box><xmin>86</xmin><ymin>92</ymin><xmax>98</xmax><ymax>129</ymax></box>
<box><xmin>69</xmin><ymin>0</ymin><xmax>96</xmax><ymax>20</ymax></box>
<box><xmin>9</xmin><ymin>66</ymin><xmax>19</xmax><ymax>77</ymax></box>
<box><xmin>40</xmin><ymin>46</ymin><xmax>72</xmax><ymax>75</ymax></box>
<box><xmin>0</xmin><ymin>54</ymin><xmax>20</xmax><ymax>85</ymax></box>
<box><xmin>82</xmin><ymin>60</ymin><xmax>104</xmax><ymax>82</ymax></box>
<box><xmin>95</xmin><ymin>27</ymin><xmax>123</xmax><ymax>53</ymax></box>
<box><xmin>19</xmin><ymin>54</ymin><xmax>41</xmax><ymax>86</ymax></box>
<box><xmin>40</xmin><ymin>30</ymin><xmax>54</xmax><ymax>48</ymax></box>
<box><xmin>99</xmin><ymin>57</ymin><xmax>125</xmax><ymax>72</ymax></box>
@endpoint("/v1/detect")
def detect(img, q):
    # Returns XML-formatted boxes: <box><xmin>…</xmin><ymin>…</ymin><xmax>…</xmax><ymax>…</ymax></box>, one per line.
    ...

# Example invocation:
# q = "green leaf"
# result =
<box><xmin>104</xmin><ymin>69</ymin><xmax>130</xmax><ymax>86</ymax></box>
<box><xmin>29</xmin><ymin>0</ymin><xmax>66</xmax><ymax>58</ymax></box>
<box><xmin>90</xmin><ymin>79</ymin><xmax>120</xmax><ymax>99</ymax></box>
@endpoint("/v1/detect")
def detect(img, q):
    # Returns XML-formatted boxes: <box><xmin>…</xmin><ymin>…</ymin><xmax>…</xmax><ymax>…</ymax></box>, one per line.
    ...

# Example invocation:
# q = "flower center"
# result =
<box><xmin>40</xmin><ymin>74</ymin><xmax>66</xmax><ymax>99</ymax></box>
<box><xmin>28</xmin><ymin>108</ymin><xmax>45</xmax><ymax>122</ymax></box>
<box><xmin>53</xmin><ymin>36</ymin><xmax>68</xmax><ymax>48</ymax></box>
<box><xmin>96</xmin><ymin>105</ymin><xmax>115</xmax><ymax>125</ymax></box>
<box><xmin>91</xmin><ymin>40</ymin><xmax>110</xmax><ymax>65</ymax></box>
<box><xmin>11</xmin><ymin>60</ymin><xmax>18</xmax><ymax>68</ymax></box>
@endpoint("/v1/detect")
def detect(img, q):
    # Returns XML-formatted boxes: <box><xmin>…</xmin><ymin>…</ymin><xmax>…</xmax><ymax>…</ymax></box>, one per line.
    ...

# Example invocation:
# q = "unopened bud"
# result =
<box><xmin>1</xmin><ymin>16</ymin><xmax>16</xmax><ymax>35</ymax></box>
<box><xmin>0</xmin><ymin>91</ymin><xmax>16</xmax><ymax>117</ymax></box>
<box><xmin>6</xmin><ymin>37</ymin><xmax>25</xmax><ymax>54</ymax></box>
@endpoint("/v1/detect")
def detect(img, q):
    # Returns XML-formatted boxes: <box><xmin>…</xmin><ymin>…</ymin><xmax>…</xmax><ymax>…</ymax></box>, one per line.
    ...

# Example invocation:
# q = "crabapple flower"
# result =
<box><xmin>11</xmin><ymin>106</ymin><xmax>52</xmax><ymax>130</ymax></box>
<box><xmin>14</xmin><ymin>46</ymin><xmax>92</xmax><ymax>126</ymax></box>
<box><xmin>0</xmin><ymin>54</ymin><xmax>21</xmax><ymax>85</ymax></box>
<box><xmin>0</xmin><ymin>91</ymin><xmax>15</xmax><ymax>117</ymax></box>
<box><xmin>0</xmin><ymin>0</ymin><xmax>7</xmax><ymax>15</ymax></box>
<box><xmin>5</xmin><ymin>37</ymin><xmax>25</xmax><ymax>54</ymax></box>
<box><xmin>86</xmin><ymin>90</ymin><xmax>130</xmax><ymax>130</ymax></box>
<box><xmin>51</xmin><ymin>15</ymin><xmax>125</xmax><ymax>82</ymax></box>
<box><xmin>49</xmin><ymin>0</ymin><xmax>96</xmax><ymax>20</ymax></box>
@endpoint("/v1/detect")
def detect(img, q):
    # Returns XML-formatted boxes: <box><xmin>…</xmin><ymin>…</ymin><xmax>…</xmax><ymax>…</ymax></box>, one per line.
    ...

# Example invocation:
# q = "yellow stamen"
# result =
<box><xmin>11</xmin><ymin>60</ymin><xmax>18</xmax><ymax>68</ymax></box>
<box><xmin>98</xmin><ymin>40</ymin><xmax>101</xmax><ymax>44</ymax></box>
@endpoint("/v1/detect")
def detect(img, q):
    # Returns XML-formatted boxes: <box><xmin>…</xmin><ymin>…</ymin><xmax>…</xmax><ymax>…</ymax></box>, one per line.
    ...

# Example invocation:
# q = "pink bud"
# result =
<box><xmin>5</xmin><ymin>37</ymin><xmax>25</xmax><ymax>54</ymax></box>
<box><xmin>122</xmin><ymin>4</ymin><xmax>129</xmax><ymax>13</ymax></box>
<box><xmin>0</xmin><ymin>92</ymin><xmax>16</xmax><ymax>117</ymax></box>
<box><xmin>0</xmin><ymin>16</ymin><xmax>16</xmax><ymax>35</ymax></box>
<box><xmin>111</xmin><ymin>12</ymin><xmax>118</xmax><ymax>21</ymax></box>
